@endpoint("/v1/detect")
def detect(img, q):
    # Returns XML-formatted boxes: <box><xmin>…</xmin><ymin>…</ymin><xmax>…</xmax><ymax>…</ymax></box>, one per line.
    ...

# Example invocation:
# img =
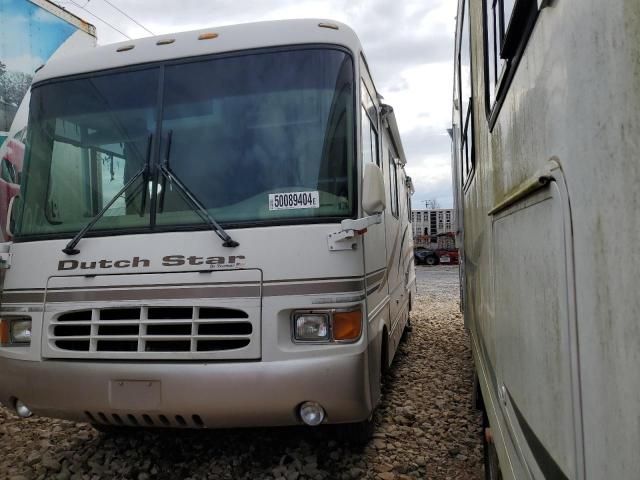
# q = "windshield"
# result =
<box><xmin>16</xmin><ymin>47</ymin><xmax>355</xmax><ymax>239</ymax></box>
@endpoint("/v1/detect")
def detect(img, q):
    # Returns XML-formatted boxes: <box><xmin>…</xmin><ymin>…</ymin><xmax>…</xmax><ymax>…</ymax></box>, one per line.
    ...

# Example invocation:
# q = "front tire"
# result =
<box><xmin>425</xmin><ymin>255</ymin><xmax>437</xmax><ymax>266</ymax></box>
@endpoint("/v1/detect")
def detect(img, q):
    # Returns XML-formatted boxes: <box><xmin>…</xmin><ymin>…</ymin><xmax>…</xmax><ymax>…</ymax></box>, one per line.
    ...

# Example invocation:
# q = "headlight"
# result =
<box><xmin>292</xmin><ymin>309</ymin><xmax>362</xmax><ymax>343</ymax></box>
<box><xmin>294</xmin><ymin>313</ymin><xmax>330</xmax><ymax>341</ymax></box>
<box><xmin>0</xmin><ymin>316</ymin><xmax>32</xmax><ymax>345</ymax></box>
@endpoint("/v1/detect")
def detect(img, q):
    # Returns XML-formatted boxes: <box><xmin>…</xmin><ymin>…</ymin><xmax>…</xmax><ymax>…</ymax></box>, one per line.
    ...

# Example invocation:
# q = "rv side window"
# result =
<box><xmin>361</xmin><ymin>80</ymin><xmax>379</xmax><ymax>167</ymax></box>
<box><xmin>484</xmin><ymin>0</ymin><xmax>539</xmax><ymax>115</ymax></box>
<box><xmin>458</xmin><ymin>0</ymin><xmax>475</xmax><ymax>186</ymax></box>
<box><xmin>361</xmin><ymin>108</ymin><xmax>379</xmax><ymax>167</ymax></box>
<box><xmin>389</xmin><ymin>152</ymin><xmax>399</xmax><ymax>218</ymax></box>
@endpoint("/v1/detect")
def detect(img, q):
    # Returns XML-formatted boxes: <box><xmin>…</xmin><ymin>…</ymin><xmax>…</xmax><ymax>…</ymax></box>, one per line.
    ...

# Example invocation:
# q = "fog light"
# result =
<box><xmin>15</xmin><ymin>399</ymin><xmax>32</xmax><ymax>418</ymax></box>
<box><xmin>299</xmin><ymin>401</ymin><xmax>325</xmax><ymax>426</ymax></box>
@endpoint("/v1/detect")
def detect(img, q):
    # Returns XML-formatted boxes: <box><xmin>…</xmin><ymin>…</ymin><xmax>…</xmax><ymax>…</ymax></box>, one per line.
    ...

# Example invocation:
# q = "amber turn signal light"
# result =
<box><xmin>333</xmin><ymin>310</ymin><xmax>362</xmax><ymax>341</ymax></box>
<box><xmin>198</xmin><ymin>32</ymin><xmax>219</xmax><ymax>40</ymax></box>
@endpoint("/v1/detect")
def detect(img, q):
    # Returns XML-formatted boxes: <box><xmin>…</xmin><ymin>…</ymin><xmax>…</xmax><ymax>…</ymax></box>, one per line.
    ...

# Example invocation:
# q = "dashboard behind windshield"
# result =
<box><xmin>16</xmin><ymin>47</ymin><xmax>355</xmax><ymax>239</ymax></box>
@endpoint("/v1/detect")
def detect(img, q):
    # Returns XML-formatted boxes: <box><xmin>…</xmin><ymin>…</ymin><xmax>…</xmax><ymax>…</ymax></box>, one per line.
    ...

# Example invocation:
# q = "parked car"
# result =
<box><xmin>0</xmin><ymin>137</ymin><xmax>24</xmax><ymax>240</ymax></box>
<box><xmin>414</xmin><ymin>249</ymin><xmax>439</xmax><ymax>266</ymax></box>
<box><xmin>434</xmin><ymin>248</ymin><xmax>459</xmax><ymax>265</ymax></box>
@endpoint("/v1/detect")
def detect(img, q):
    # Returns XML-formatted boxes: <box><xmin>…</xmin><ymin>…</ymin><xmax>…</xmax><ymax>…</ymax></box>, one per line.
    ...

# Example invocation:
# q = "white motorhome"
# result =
<box><xmin>0</xmin><ymin>19</ymin><xmax>416</xmax><ymax>439</ymax></box>
<box><xmin>452</xmin><ymin>0</ymin><xmax>640</xmax><ymax>478</ymax></box>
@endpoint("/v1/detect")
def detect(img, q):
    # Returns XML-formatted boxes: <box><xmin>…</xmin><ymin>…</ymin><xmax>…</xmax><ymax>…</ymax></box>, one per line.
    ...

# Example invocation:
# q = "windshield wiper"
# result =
<box><xmin>158</xmin><ymin>130</ymin><xmax>239</xmax><ymax>248</ymax></box>
<box><xmin>62</xmin><ymin>134</ymin><xmax>153</xmax><ymax>255</ymax></box>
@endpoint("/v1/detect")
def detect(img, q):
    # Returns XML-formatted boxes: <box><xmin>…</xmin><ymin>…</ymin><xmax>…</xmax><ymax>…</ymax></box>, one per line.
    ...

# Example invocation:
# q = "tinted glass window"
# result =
<box><xmin>360</xmin><ymin>106</ymin><xmax>379</xmax><ymax>168</ymax></box>
<box><xmin>459</xmin><ymin>0</ymin><xmax>475</xmax><ymax>185</ymax></box>
<box><xmin>19</xmin><ymin>68</ymin><xmax>157</xmax><ymax>236</ymax></box>
<box><xmin>16</xmin><ymin>48</ymin><xmax>355</xmax><ymax>238</ymax></box>
<box><xmin>389</xmin><ymin>152</ymin><xmax>399</xmax><ymax>217</ymax></box>
<box><xmin>460</xmin><ymin>0</ymin><xmax>472</xmax><ymax>130</ymax></box>
<box><xmin>156</xmin><ymin>49</ymin><xmax>355</xmax><ymax>226</ymax></box>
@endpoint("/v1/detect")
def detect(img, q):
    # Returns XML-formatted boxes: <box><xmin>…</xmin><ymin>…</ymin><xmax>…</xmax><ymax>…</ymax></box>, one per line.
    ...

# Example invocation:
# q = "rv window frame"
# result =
<box><xmin>17</xmin><ymin>44</ymin><xmax>360</xmax><ymax>243</ymax></box>
<box><xmin>458</xmin><ymin>0</ymin><xmax>476</xmax><ymax>191</ymax></box>
<box><xmin>389</xmin><ymin>151</ymin><xmax>399</xmax><ymax>219</ymax></box>
<box><xmin>483</xmin><ymin>0</ymin><xmax>540</xmax><ymax>128</ymax></box>
<box><xmin>359</xmin><ymin>56</ymin><xmax>381</xmax><ymax>170</ymax></box>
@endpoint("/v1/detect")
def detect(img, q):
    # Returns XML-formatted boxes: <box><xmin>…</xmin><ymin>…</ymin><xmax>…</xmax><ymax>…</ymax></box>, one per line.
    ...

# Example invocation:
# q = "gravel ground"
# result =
<box><xmin>0</xmin><ymin>265</ymin><xmax>482</xmax><ymax>480</ymax></box>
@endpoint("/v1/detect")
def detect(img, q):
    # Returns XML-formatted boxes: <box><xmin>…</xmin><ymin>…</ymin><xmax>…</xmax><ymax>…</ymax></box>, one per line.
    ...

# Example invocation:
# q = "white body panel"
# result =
<box><xmin>453</xmin><ymin>1</ymin><xmax>640</xmax><ymax>479</ymax></box>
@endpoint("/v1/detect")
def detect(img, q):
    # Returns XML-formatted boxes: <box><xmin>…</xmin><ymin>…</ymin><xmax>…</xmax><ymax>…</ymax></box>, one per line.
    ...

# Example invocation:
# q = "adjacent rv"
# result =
<box><xmin>452</xmin><ymin>1</ymin><xmax>640</xmax><ymax>478</ymax></box>
<box><xmin>0</xmin><ymin>20</ymin><xmax>416</xmax><ymax>438</ymax></box>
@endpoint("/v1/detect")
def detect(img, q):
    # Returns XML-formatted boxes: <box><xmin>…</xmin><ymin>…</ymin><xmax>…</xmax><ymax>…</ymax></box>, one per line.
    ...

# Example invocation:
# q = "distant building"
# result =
<box><xmin>411</xmin><ymin>208</ymin><xmax>457</xmax><ymax>249</ymax></box>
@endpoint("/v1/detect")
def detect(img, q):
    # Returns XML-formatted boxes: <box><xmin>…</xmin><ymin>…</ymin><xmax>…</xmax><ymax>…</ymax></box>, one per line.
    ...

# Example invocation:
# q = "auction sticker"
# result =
<box><xmin>269</xmin><ymin>191</ymin><xmax>320</xmax><ymax>210</ymax></box>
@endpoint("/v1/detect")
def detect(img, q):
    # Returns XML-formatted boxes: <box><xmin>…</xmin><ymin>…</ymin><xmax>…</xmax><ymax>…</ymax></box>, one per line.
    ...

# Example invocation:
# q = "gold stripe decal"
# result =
<box><xmin>46</xmin><ymin>285</ymin><xmax>261</xmax><ymax>303</ymax></box>
<box><xmin>1</xmin><ymin>279</ymin><xmax>366</xmax><ymax>304</ymax></box>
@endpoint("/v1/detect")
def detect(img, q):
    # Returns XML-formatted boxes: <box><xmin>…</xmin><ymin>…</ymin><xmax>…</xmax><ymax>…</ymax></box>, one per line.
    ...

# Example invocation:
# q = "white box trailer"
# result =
<box><xmin>452</xmin><ymin>0</ymin><xmax>640</xmax><ymax>479</ymax></box>
<box><xmin>0</xmin><ymin>19</ymin><xmax>416</xmax><ymax>439</ymax></box>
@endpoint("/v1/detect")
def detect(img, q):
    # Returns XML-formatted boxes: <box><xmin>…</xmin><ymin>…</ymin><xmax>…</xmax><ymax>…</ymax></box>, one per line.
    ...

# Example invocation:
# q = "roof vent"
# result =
<box><xmin>198</xmin><ymin>32</ymin><xmax>219</xmax><ymax>40</ymax></box>
<box><xmin>156</xmin><ymin>39</ymin><xmax>175</xmax><ymax>46</ymax></box>
<box><xmin>116</xmin><ymin>45</ymin><xmax>135</xmax><ymax>52</ymax></box>
<box><xmin>318</xmin><ymin>22</ymin><xmax>339</xmax><ymax>30</ymax></box>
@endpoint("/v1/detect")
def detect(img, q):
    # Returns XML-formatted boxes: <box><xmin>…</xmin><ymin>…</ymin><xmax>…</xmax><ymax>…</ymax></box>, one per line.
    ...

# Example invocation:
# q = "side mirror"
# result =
<box><xmin>362</xmin><ymin>162</ymin><xmax>386</xmax><ymax>215</ymax></box>
<box><xmin>6</xmin><ymin>195</ymin><xmax>19</xmax><ymax>239</ymax></box>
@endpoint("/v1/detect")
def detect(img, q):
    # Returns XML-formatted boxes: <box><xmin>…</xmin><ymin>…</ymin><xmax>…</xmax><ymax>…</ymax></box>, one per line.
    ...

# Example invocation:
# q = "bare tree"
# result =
<box><xmin>0</xmin><ymin>70</ymin><xmax>32</xmax><ymax>106</ymax></box>
<box><xmin>423</xmin><ymin>198</ymin><xmax>440</xmax><ymax>209</ymax></box>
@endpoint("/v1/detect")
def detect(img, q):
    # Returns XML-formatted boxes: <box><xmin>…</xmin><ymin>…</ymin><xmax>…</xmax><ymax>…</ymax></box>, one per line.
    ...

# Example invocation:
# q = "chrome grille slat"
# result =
<box><xmin>51</xmin><ymin>319</ymin><xmax>251</xmax><ymax>325</ymax></box>
<box><xmin>50</xmin><ymin>334</ymin><xmax>251</xmax><ymax>340</ymax></box>
<box><xmin>49</xmin><ymin>305</ymin><xmax>255</xmax><ymax>358</ymax></box>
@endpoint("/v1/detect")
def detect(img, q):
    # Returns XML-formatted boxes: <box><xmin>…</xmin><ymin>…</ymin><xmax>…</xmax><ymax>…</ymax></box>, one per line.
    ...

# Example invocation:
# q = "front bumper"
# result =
<box><xmin>0</xmin><ymin>351</ymin><xmax>372</xmax><ymax>428</ymax></box>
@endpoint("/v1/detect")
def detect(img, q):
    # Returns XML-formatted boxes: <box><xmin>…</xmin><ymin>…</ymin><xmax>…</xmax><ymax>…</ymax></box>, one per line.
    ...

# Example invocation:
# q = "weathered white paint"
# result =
<box><xmin>453</xmin><ymin>0</ymin><xmax>640</xmax><ymax>478</ymax></box>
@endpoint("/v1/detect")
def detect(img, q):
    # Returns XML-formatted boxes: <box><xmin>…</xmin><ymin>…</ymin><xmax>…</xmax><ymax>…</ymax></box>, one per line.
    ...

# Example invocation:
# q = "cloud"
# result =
<box><xmin>408</xmin><ymin>153</ymin><xmax>453</xmax><ymax>208</ymax></box>
<box><xmin>402</xmin><ymin>127</ymin><xmax>451</xmax><ymax>159</ymax></box>
<box><xmin>382</xmin><ymin>62</ymin><xmax>453</xmax><ymax>136</ymax></box>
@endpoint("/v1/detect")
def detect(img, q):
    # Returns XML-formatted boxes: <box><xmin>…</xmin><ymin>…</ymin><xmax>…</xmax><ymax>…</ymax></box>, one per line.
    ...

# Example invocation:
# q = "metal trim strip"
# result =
<box><xmin>46</xmin><ymin>285</ymin><xmax>261</xmax><ymax>303</ymax></box>
<box><xmin>1</xmin><ymin>279</ymin><xmax>366</xmax><ymax>304</ymax></box>
<box><xmin>488</xmin><ymin>162</ymin><xmax>556</xmax><ymax>216</ymax></box>
<box><xmin>262</xmin><ymin>280</ymin><xmax>364</xmax><ymax>297</ymax></box>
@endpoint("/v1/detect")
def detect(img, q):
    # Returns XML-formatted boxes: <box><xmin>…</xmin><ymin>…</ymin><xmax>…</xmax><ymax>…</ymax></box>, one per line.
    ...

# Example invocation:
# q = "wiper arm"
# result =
<box><xmin>158</xmin><ymin>164</ymin><xmax>239</xmax><ymax>248</ymax></box>
<box><xmin>159</xmin><ymin>130</ymin><xmax>238</xmax><ymax>248</ymax></box>
<box><xmin>62</xmin><ymin>134</ymin><xmax>153</xmax><ymax>255</ymax></box>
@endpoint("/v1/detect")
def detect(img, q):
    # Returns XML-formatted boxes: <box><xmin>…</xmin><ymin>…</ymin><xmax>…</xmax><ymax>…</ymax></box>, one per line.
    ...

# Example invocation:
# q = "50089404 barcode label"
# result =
<box><xmin>268</xmin><ymin>191</ymin><xmax>320</xmax><ymax>210</ymax></box>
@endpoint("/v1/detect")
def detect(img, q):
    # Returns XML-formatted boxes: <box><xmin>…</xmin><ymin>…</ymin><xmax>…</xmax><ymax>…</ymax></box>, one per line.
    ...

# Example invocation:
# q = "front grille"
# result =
<box><xmin>49</xmin><ymin>306</ymin><xmax>253</xmax><ymax>356</ymax></box>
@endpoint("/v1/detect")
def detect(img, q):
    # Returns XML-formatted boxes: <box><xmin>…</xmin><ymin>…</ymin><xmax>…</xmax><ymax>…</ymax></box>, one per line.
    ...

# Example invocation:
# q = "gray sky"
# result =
<box><xmin>59</xmin><ymin>0</ymin><xmax>456</xmax><ymax>208</ymax></box>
